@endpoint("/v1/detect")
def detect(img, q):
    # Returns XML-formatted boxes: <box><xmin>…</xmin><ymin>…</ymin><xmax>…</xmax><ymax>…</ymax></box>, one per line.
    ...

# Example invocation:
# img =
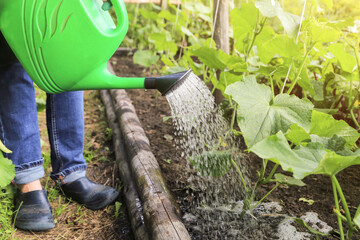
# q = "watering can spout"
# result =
<box><xmin>69</xmin><ymin>64</ymin><xmax>192</xmax><ymax>95</ymax></box>
<box><xmin>144</xmin><ymin>69</ymin><xmax>192</xmax><ymax>95</ymax></box>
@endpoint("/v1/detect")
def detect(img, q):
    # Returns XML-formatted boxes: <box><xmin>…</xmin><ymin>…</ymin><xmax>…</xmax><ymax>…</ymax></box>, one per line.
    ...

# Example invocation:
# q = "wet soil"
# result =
<box><xmin>111</xmin><ymin>52</ymin><xmax>360</xmax><ymax>239</ymax></box>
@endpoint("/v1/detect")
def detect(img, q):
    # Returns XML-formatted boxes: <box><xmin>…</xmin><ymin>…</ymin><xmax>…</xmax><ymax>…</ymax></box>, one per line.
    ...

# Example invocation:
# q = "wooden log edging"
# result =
<box><xmin>109</xmin><ymin>89</ymin><xmax>191</xmax><ymax>240</ymax></box>
<box><xmin>100</xmin><ymin>90</ymin><xmax>149</xmax><ymax>240</ymax></box>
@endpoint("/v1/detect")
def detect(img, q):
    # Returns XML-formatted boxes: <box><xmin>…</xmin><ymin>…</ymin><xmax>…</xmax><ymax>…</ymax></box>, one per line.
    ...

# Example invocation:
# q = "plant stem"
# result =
<box><xmin>269</xmin><ymin>74</ymin><xmax>275</xmax><ymax>102</ymax></box>
<box><xmin>262</xmin><ymin>164</ymin><xmax>279</xmax><ymax>184</ymax></box>
<box><xmin>231</xmin><ymin>158</ymin><xmax>249</xmax><ymax>193</ymax></box>
<box><xmin>332</xmin><ymin>178</ymin><xmax>345</xmax><ymax>240</ymax></box>
<box><xmin>332</xmin><ymin>175</ymin><xmax>354</xmax><ymax>238</ymax></box>
<box><xmin>252</xmin><ymin>183</ymin><xmax>280</xmax><ymax>210</ymax></box>
<box><xmin>350</xmin><ymin>109</ymin><xmax>360</xmax><ymax>130</ymax></box>
<box><xmin>245</xmin><ymin>14</ymin><xmax>267</xmax><ymax>61</ymax></box>
<box><xmin>287</xmin><ymin>42</ymin><xmax>315</xmax><ymax>95</ymax></box>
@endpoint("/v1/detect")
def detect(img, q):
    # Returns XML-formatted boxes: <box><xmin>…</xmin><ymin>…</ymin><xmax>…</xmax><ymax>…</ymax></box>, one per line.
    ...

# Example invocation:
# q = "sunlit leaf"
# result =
<box><xmin>285</xmin><ymin>124</ymin><xmax>310</xmax><ymax>145</ymax></box>
<box><xmin>328</xmin><ymin>43</ymin><xmax>357</xmax><ymax>73</ymax></box>
<box><xmin>133</xmin><ymin>50</ymin><xmax>159</xmax><ymax>68</ymax></box>
<box><xmin>0</xmin><ymin>153</ymin><xmax>15</xmax><ymax>188</ymax></box>
<box><xmin>225</xmin><ymin>76</ymin><xmax>313</xmax><ymax>147</ymax></box>
<box><xmin>310</xmin><ymin>110</ymin><xmax>360</xmax><ymax>148</ymax></box>
<box><xmin>251</xmin><ymin>131</ymin><xmax>360</xmax><ymax>179</ymax></box>
<box><xmin>251</xmin><ymin>132</ymin><xmax>325</xmax><ymax>179</ymax></box>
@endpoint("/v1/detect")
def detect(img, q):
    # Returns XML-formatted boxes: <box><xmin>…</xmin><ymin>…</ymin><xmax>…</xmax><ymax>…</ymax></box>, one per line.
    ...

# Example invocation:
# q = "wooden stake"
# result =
<box><xmin>212</xmin><ymin>0</ymin><xmax>229</xmax><ymax>104</ymax></box>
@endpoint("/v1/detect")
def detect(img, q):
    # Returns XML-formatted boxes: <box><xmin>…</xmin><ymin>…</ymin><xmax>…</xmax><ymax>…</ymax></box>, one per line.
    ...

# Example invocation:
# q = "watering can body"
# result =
<box><xmin>0</xmin><ymin>0</ymin><xmax>145</xmax><ymax>93</ymax></box>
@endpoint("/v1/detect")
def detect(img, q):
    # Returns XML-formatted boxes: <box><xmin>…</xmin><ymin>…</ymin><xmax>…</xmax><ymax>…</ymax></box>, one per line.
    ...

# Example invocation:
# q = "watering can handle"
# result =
<box><xmin>108</xmin><ymin>0</ymin><xmax>129</xmax><ymax>36</ymax></box>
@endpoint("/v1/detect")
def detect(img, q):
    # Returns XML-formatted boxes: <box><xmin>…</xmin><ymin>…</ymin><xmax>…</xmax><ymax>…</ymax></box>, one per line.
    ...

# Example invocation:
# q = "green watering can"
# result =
<box><xmin>0</xmin><ymin>0</ymin><xmax>190</xmax><ymax>95</ymax></box>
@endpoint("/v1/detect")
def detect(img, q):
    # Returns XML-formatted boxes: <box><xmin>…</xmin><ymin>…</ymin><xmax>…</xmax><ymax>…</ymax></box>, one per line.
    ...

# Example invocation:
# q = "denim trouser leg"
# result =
<box><xmin>0</xmin><ymin>62</ymin><xmax>44</xmax><ymax>184</ymax></box>
<box><xmin>46</xmin><ymin>92</ymin><xmax>87</xmax><ymax>184</ymax></box>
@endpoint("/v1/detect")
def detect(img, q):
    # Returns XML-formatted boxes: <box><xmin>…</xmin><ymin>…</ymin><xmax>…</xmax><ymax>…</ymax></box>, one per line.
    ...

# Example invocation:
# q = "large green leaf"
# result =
<box><xmin>231</xmin><ymin>4</ymin><xmax>258</xmax><ymax>41</ymax></box>
<box><xmin>133</xmin><ymin>50</ymin><xmax>159</xmax><ymax>68</ymax></box>
<box><xmin>225</xmin><ymin>76</ymin><xmax>313</xmax><ymax>147</ymax></box>
<box><xmin>310</xmin><ymin>110</ymin><xmax>360</xmax><ymax>147</ymax></box>
<box><xmin>255</xmin><ymin>0</ymin><xmax>300</xmax><ymax>37</ymax></box>
<box><xmin>274</xmin><ymin>173</ymin><xmax>305</xmax><ymax>186</ymax></box>
<box><xmin>0</xmin><ymin>152</ymin><xmax>15</xmax><ymax>188</ymax></box>
<box><xmin>251</xmin><ymin>131</ymin><xmax>360</xmax><ymax>179</ymax></box>
<box><xmin>305</xmin><ymin>18</ymin><xmax>341</xmax><ymax>43</ymax></box>
<box><xmin>328</xmin><ymin>43</ymin><xmax>357</xmax><ymax>73</ymax></box>
<box><xmin>251</xmin><ymin>132</ymin><xmax>325</xmax><ymax>179</ymax></box>
<box><xmin>312</xmin><ymin>151</ymin><xmax>360</xmax><ymax>176</ymax></box>
<box><xmin>192</xmin><ymin>47</ymin><xmax>227</xmax><ymax>70</ymax></box>
<box><xmin>256</xmin><ymin>34</ymin><xmax>301</xmax><ymax>64</ymax></box>
<box><xmin>285</xmin><ymin>124</ymin><xmax>310</xmax><ymax>145</ymax></box>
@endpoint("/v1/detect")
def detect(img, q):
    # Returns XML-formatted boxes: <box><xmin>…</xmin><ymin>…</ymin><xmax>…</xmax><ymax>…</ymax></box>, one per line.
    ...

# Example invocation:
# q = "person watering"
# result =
<box><xmin>0</xmin><ymin>31</ymin><xmax>119</xmax><ymax>230</ymax></box>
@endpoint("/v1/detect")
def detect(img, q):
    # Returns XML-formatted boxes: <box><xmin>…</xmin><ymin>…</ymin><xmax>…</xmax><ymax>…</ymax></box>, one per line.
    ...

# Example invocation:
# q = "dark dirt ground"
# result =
<box><xmin>110</xmin><ymin>52</ymin><xmax>360</xmax><ymax>239</ymax></box>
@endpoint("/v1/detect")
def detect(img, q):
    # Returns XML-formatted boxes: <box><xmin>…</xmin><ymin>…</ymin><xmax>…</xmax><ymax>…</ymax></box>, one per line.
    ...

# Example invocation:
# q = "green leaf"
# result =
<box><xmin>192</xmin><ymin>47</ymin><xmax>227</xmax><ymax>70</ymax></box>
<box><xmin>263</xmin><ymin>35</ymin><xmax>300</xmax><ymax>59</ymax></box>
<box><xmin>255</xmin><ymin>0</ymin><xmax>279</xmax><ymax>17</ymax></box>
<box><xmin>231</xmin><ymin>4</ymin><xmax>258</xmax><ymax>41</ymax></box>
<box><xmin>216</xmin><ymin>71</ymin><xmax>242</xmax><ymax>94</ymax></box>
<box><xmin>225</xmin><ymin>76</ymin><xmax>313</xmax><ymax>147</ymax></box>
<box><xmin>36</xmin><ymin>97</ymin><xmax>46</xmax><ymax>112</ymax></box>
<box><xmin>305</xmin><ymin>18</ymin><xmax>341</xmax><ymax>43</ymax></box>
<box><xmin>158</xmin><ymin>10</ymin><xmax>176</xmax><ymax>22</ymax></box>
<box><xmin>274</xmin><ymin>173</ymin><xmax>305</xmax><ymax>186</ymax></box>
<box><xmin>251</xmin><ymin>132</ymin><xmax>326</xmax><ymax>179</ymax></box>
<box><xmin>149</xmin><ymin>32</ymin><xmax>177</xmax><ymax>55</ymax></box>
<box><xmin>285</xmin><ymin>124</ymin><xmax>310</xmax><ymax>145</ymax></box>
<box><xmin>133</xmin><ymin>50</ymin><xmax>159</xmax><ymax>68</ymax></box>
<box><xmin>189</xmin><ymin>150</ymin><xmax>232</xmax><ymax>177</ymax></box>
<box><xmin>310</xmin><ymin>134</ymin><xmax>350</xmax><ymax>155</ymax></box>
<box><xmin>328</xmin><ymin>43</ymin><xmax>357</xmax><ymax>73</ymax></box>
<box><xmin>310</xmin><ymin>110</ymin><xmax>360</xmax><ymax>147</ymax></box>
<box><xmin>252</xmin><ymin>131</ymin><xmax>360</xmax><ymax>178</ymax></box>
<box><xmin>354</xmin><ymin>204</ymin><xmax>360</xmax><ymax>229</ymax></box>
<box><xmin>276</xmin><ymin>9</ymin><xmax>300</xmax><ymax>37</ymax></box>
<box><xmin>255</xmin><ymin>0</ymin><xmax>300</xmax><ymax>37</ymax></box>
<box><xmin>0</xmin><ymin>154</ymin><xmax>15</xmax><ymax>188</ymax></box>
<box><xmin>312</xmin><ymin>151</ymin><xmax>360</xmax><ymax>176</ymax></box>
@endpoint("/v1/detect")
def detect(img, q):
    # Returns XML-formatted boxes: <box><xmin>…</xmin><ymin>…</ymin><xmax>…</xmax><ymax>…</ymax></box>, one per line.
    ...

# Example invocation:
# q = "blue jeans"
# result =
<box><xmin>0</xmin><ymin>61</ymin><xmax>87</xmax><ymax>184</ymax></box>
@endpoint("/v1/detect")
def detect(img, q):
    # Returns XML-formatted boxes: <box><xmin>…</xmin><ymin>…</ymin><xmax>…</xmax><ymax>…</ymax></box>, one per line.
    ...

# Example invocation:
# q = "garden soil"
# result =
<box><xmin>111</xmin><ymin>52</ymin><xmax>360</xmax><ymax>240</ymax></box>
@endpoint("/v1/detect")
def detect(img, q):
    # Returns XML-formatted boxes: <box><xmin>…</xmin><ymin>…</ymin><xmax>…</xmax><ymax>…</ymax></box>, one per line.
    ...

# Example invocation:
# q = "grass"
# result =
<box><xmin>0</xmin><ymin>185</ymin><xmax>17</xmax><ymax>239</ymax></box>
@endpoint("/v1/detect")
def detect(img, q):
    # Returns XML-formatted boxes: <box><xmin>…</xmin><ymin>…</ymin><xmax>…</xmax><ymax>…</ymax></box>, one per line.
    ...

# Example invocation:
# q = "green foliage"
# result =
<box><xmin>127</xmin><ymin>1</ymin><xmax>360</xmax><ymax>237</ymax></box>
<box><xmin>225</xmin><ymin>76</ymin><xmax>313</xmax><ymax>147</ymax></box>
<box><xmin>189</xmin><ymin>150</ymin><xmax>232</xmax><ymax>177</ymax></box>
<box><xmin>0</xmin><ymin>141</ymin><xmax>14</xmax><ymax>189</ymax></box>
<box><xmin>133</xmin><ymin>50</ymin><xmax>160</xmax><ymax>68</ymax></box>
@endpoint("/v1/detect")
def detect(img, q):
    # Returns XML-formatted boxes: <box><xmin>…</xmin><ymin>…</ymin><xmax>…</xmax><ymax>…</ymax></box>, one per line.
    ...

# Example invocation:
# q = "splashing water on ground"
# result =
<box><xmin>164</xmin><ymin>72</ymin><xmax>327</xmax><ymax>239</ymax></box>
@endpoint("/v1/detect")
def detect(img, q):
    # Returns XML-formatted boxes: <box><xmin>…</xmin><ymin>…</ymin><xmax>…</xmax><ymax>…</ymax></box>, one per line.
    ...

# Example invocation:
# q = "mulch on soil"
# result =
<box><xmin>111</xmin><ymin>52</ymin><xmax>360</xmax><ymax>239</ymax></box>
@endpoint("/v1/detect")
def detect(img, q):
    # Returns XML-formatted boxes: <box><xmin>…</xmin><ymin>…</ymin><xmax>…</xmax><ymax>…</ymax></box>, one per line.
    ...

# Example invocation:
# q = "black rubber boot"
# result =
<box><xmin>14</xmin><ymin>189</ymin><xmax>55</xmax><ymax>231</ymax></box>
<box><xmin>60</xmin><ymin>177</ymin><xmax>119</xmax><ymax>210</ymax></box>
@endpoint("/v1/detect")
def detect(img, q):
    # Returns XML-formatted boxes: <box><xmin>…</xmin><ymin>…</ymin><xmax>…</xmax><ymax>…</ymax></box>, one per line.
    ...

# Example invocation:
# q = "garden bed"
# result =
<box><xmin>110</xmin><ymin>52</ymin><xmax>360</xmax><ymax>239</ymax></box>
